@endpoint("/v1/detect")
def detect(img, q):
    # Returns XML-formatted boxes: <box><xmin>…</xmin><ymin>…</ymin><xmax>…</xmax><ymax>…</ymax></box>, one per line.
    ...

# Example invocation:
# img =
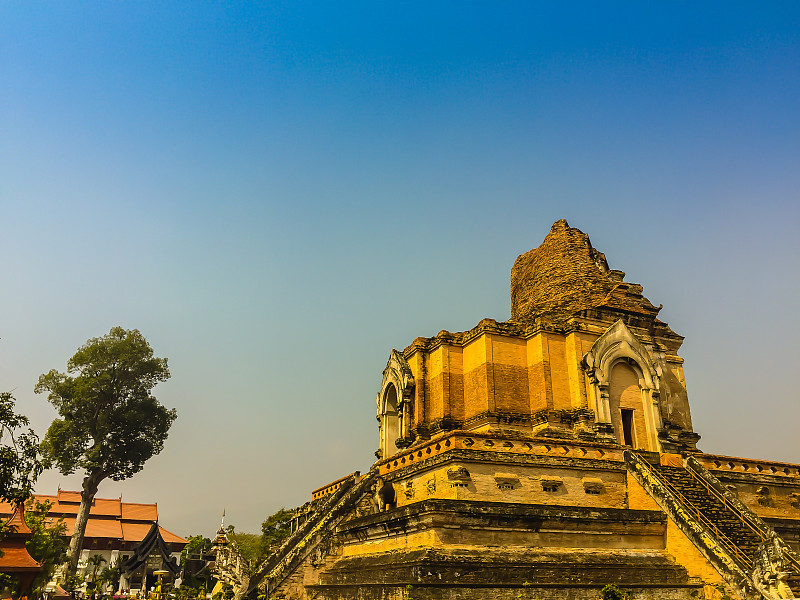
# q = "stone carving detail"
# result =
<box><xmin>756</xmin><ymin>486</ymin><xmax>773</xmax><ymax>507</ymax></box>
<box><xmin>352</xmin><ymin>493</ymin><xmax>377</xmax><ymax>518</ymax></box>
<box><xmin>582</xmin><ymin>477</ymin><xmax>604</xmax><ymax>495</ymax></box>
<box><xmin>494</xmin><ymin>474</ymin><xmax>519</xmax><ymax>491</ymax></box>
<box><xmin>425</xmin><ymin>477</ymin><xmax>436</xmax><ymax>495</ymax></box>
<box><xmin>752</xmin><ymin>533</ymin><xmax>800</xmax><ymax>600</ymax></box>
<box><xmin>310</xmin><ymin>537</ymin><xmax>331</xmax><ymax>568</ymax></box>
<box><xmin>373</xmin><ymin>477</ymin><xmax>396</xmax><ymax>511</ymax></box>
<box><xmin>447</xmin><ymin>466</ymin><xmax>471</xmax><ymax>489</ymax></box>
<box><xmin>403</xmin><ymin>480</ymin><xmax>414</xmax><ymax>500</ymax></box>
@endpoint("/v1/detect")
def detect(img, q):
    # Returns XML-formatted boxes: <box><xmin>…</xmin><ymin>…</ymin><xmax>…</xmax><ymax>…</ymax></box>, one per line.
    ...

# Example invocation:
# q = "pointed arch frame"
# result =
<box><xmin>376</xmin><ymin>350</ymin><xmax>415</xmax><ymax>460</ymax></box>
<box><xmin>581</xmin><ymin>319</ymin><xmax>664</xmax><ymax>451</ymax></box>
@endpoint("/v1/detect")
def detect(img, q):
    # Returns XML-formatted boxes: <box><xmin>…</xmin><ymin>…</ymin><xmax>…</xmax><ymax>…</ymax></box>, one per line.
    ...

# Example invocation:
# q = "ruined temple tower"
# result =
<box><xmin>376</xmin><ymin>218</ymin><xmax>699</xmax><ymax>458</ymax></box>
<box><xmin>240</xmin><ymin>220</ymin><xmax>800</xmax><ymax>600</ymax></box>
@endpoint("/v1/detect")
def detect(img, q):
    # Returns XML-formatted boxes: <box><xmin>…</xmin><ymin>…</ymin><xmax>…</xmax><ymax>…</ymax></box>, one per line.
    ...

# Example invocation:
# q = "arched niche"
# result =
<box><xmin>581</xmin><ymin>320</ymin><xmax>663</xmax><ymax>451</ymax></box>
<box><xmin>376</xmin><ymin>350</ymin><xmax>415</xmax><ymax>460</ymax></box>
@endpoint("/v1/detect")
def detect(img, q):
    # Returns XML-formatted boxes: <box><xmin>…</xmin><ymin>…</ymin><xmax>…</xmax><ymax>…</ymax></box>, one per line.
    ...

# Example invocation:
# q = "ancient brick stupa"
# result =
<box><xmin>228</xmin><ymin>220</ymin><xmax>800</xmax><ymax>600</ymax></box>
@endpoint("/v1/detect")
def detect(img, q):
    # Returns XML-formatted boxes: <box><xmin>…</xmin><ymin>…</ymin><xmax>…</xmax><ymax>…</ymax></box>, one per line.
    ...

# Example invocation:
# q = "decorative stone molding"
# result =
<box><xmin>494</xmin><ymin>474</ymin><xmax>520</xmax><ymax>491</ymax></box>
<box><xmin>756</xmin><ymin>486</ymin><xmax>773</xmax><ymax>507</ymax></box>
<box><xmin>378</xmin><ymin>349</ymin><xmax>415</xmax><ymax>414</ymax></box>
<box><xmin>540</xmin><ymin>476</ymin><xmax>563</xmax><ymax>492</ymax></box>
<box><xmin>582</xmin><ymin>477</ymin><xmax>605</xmax><ymax>495</ymax></box>
<box><xmin>447</xmin><ymin>466</ymin><xmax>471</xmax><ymax>488</ymax></box>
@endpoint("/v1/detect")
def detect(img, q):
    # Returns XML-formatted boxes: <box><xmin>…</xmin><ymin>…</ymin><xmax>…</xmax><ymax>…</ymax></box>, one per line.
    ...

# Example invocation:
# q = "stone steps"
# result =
<box><xmin>653</xmin><ymin>465</ymin><xmax>763</xmax><ymax>562</ymax></box>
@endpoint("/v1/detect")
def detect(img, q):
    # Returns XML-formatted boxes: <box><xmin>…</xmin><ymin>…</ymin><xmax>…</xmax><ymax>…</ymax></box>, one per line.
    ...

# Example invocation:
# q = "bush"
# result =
<box><xmin>600</xmin><ymin>584</ymin><xmax>629</xmax><ymax>600</ymax></box>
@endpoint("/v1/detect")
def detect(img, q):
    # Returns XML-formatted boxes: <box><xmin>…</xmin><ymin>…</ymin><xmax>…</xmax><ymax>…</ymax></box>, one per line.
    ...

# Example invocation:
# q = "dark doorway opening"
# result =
<box><xmin>621</xmin><ymin>409</ymin><xmax>635</xmax><ymax>447</ymax></box>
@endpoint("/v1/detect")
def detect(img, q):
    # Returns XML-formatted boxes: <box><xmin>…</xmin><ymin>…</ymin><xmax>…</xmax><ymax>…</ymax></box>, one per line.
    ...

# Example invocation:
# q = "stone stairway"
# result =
<box><xmin>652</xmin><ymin>464</ymin><xmax>764</xmax><ymax>569</ymax></box>
<box><xmin>625</xmin><ymin>451</ymin><xmax>800</xmax><ymax>599</ymax></box>
<box><xmin>244</xmin><ymin>467</ymin><xmax>379</xmax><ymax>599</ymax></box>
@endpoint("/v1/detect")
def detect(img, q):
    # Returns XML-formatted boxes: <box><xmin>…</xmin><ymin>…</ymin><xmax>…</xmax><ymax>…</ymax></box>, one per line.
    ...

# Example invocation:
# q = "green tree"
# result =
<box><xmin>227</xmin><ymin>532</ymin><xmax>263</xmax><ymax>566</ymax></box>
<box><xmin>87</xmin><ymin>553</ymin><xmax>107</xmax><ymax>584</ymax></box>
<box><xmin>181</xmin><ymin>534</ymin><xmax>212</xmax><ymax>568</ymax></box>
<box><xmin>180</xmin><ymin>534</ymin><xmax>212</xmax><ymax>590</ymax></box>
<box><xmin>24</xmin><ymin>499</ymin><xmax>68</xmax><ymax>592</ymax></box>
<box><xmin>62</xmin><ymin>573</ymin><xmax>85</xmax><ymax>600</ymax></box>
<box><xmin>35</xmin><ymin>327</ymin><xmax>176</xmax><ymax>575</ymax></box>
<box><xmin>260</xmin><ymin>508</ymin><xmax>292</xmax><ymax>554</ymax></box>
<box><xmin>97</xmin><ymin>564</ymin><xmax>121</xmax><ymax>594</ymax></box>
<box><xmin>0</xmin><ymin>391</ymin><xmax>42</xmax><ymax>600</ymax></box>
<box><xmin>97</xmin><ymin>565</ymin><xmax>122</xmax><ymax>592</ymax></box>
<box><xmin>212</xmin><ymin>583</ymin><xmax>234</xmax><ymax>600</ymax></box>
<box><xmin>0</xmin><ymin>392</ymin><xmax>43</xmax><ymax>505</ymax></box>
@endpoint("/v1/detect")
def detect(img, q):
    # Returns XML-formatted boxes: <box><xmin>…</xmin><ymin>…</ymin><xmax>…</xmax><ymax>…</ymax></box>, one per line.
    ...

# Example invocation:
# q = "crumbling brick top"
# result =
<box><xmin>511</xmin><ymin>219</ymin><xmax>660</xmax><ymax>324</ymax></box>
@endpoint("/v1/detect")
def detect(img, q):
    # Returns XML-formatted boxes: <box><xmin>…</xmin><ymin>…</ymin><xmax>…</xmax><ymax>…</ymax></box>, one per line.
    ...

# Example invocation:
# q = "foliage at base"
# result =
<box><xmin>600</xmin><ymin>583</ymin><xmax>629</xmax><ymax>600</ymax></box>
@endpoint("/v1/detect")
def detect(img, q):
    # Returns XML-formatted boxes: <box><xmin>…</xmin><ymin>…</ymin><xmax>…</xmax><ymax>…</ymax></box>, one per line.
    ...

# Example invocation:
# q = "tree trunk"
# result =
<box><xmin>65</xmin><ymin>470</ymin><xmax>105</xmax><ymax>576</ymax></box>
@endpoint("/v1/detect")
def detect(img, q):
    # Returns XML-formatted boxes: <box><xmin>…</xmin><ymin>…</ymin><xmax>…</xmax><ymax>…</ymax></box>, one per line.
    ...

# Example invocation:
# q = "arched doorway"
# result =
<box><xmin>380</xmin><ymin>383</ymin><xmax>400</xmax><ymax>459</ymax></box>
<box><xmin>608</xmin><ymin>360</ymin><xmax>649</xmax><ymax>449</ymax></box>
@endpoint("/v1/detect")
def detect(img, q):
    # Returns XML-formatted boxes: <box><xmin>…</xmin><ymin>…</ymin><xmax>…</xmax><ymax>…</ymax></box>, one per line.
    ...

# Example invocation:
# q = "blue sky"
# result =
<box><xmin>1</xmin><ymin>2</ymin><xmax>798</xmax><ymax>535</ymax></box>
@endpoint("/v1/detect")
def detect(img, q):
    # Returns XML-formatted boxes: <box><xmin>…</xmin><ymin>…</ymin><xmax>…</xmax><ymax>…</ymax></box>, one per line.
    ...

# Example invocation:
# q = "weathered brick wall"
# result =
<box><xmin>487</xmin><ymin>335</ymin><xmax>528</xmax><ymax>415</ymax></box>
<box><xmin>405</xmin><ymin>328</ymin><xmax>594</xmax><ymax>434</ymax></box>
<box><xmin>510</xmin><ymin>219</ymin><xmax>616</xmax><ymax>324</ymax></box>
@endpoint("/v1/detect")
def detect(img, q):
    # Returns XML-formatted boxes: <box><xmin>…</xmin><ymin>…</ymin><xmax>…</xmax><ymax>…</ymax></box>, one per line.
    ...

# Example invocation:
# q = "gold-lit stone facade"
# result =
<box><xmin>246</xmin><ymin>220</ymin><xmax>800</xmax><ymax>600</ymax></box>
<box><xmin>377</xmin><ymin>219</ymin><xmax>697</xmax><ymax>459</ymax></box>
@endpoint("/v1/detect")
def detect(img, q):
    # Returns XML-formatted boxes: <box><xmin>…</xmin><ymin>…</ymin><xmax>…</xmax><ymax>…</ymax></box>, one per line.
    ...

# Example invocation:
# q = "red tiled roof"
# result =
<box><xmin>11</xmin><ymin>495</ymin><xmax>123</xmax><ymax>517</ymax></box>
<box><xmin>121</xmin><ymin>502</ymin><xmax>158</xmax><ymax>521</ymax></box>
<box><xmin>57</xmin><ymin>490</ymin><xmax>82</xmax><ymax>503</ymax></box>
<box><xmin>0</xmin><ymin>544</ymin><xmax>42</xmax><ymax>570</ymax></box>
<box><xmin>56</xmin><ymin>516</ymin><xmax>124</xmax><ymax>539</ymax></box>
<box><xmin>89</xmin><ymin>498</ymin><xmax>122</xmax><ymax>517</ymax></box>
<box><xmin>3</xmin><ymin>503</ymin><xmax>33</xmax><ymax>536</ymax></box>
<box><xmin>0</xmin><ymin>492</ymin><xmax>186</xmax><ymax>548</ymax></box>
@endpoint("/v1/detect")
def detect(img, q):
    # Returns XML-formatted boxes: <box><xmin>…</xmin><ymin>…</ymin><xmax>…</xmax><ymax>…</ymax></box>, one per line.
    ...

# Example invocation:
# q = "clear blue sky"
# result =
<box><xmin>1</xmin><ymin>2</ymin><xmax>798</xmax><ymax>536</ymax></box>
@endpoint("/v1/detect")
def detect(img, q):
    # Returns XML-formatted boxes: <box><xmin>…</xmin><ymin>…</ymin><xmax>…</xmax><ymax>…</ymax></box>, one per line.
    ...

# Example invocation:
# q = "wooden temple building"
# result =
<box><xmin>0</xmin><ymin>490</ymin><xmax>186</xmax><ymax>595</ymax></box>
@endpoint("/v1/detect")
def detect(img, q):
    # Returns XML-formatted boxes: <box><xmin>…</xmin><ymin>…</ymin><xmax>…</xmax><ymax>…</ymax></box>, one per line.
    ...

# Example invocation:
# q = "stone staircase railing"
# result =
<box><xmin>624</xmin><ymin>450</ymin><xmax>798</xmax><ymax>600</ymax></box>
<box><xmin>244</xmin><ymin>467</ymin><xmax>379</xmax><ymax>598</ymax></box>
<box><xmin>683</xmin><ymin>455</ymin><xmax>800</xmax><ymax>599</ymax></box>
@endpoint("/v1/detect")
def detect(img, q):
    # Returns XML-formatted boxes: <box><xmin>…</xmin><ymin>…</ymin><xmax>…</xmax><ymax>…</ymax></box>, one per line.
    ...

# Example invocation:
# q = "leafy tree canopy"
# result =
<box><xmin>0</xmin><ymin>392</ymin><xmax>42</xmax><ymax>505</ymax></box>
<box><xmin>181</xmin><ymin>534</ymin><xmax>212</xmax><ymax>568</ymax></box>
<box><xmin>36</xmin><ymin>327</ymin><xmax>175</xmax><ymax>481</ymax></box>
<box><xmin>227</xmin><ymin>532</ymin><xmax>262</xmax><ymax>566</ymax></box>
<box><xmin>260</xmin><ymin>508</ymin><xmax>292</xmax><ymax>552</ymax></box>
<box><xmin>601</xmin><ymin>584</ymin><xmax>629</xmax><ymax>600</ymax></box>
<box><xmin>98</xmin><ymin>564</ymin><xmax>121</xmax><ymax>593</ymax></box>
